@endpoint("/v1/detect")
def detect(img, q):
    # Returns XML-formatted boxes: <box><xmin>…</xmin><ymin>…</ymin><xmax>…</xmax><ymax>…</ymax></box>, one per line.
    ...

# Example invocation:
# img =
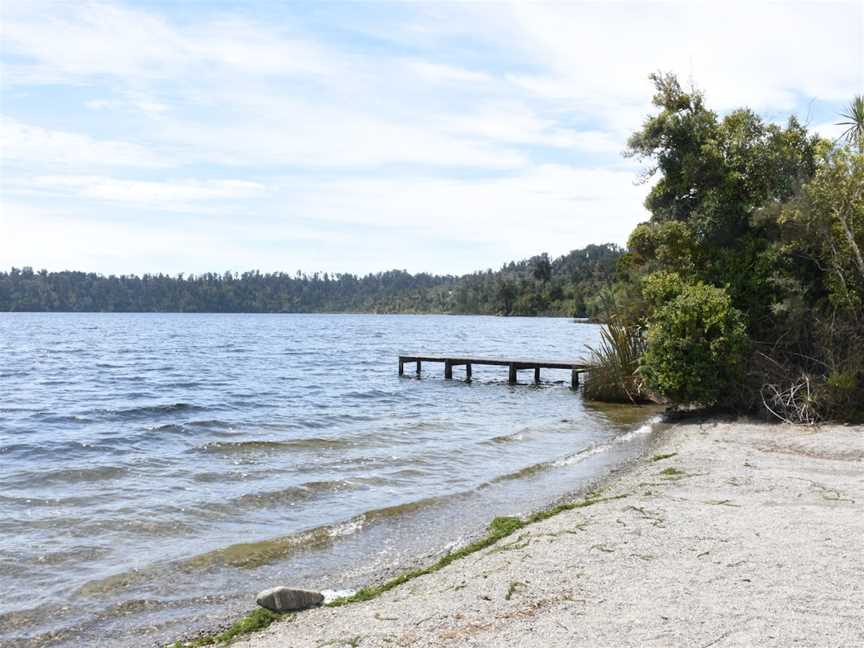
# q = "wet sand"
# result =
<box><xmin>235</xmin><ymin>420</ymin><xmax>864</xmax><ymax>648</ymax></box>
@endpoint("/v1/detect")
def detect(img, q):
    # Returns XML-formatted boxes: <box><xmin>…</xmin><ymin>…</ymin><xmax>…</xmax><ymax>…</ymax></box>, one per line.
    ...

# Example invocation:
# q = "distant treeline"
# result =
<box><xmin>0</xmin><ymin>244</ymin><xmax>622</xmax><ymax>316</ymax></box>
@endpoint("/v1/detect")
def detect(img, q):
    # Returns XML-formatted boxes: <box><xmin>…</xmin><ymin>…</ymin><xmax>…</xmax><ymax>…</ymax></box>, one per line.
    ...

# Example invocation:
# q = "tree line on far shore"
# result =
<box><xmin>0</xmin><ymin>244</ymin><xmax>621</xmax><ymax>317</ymax></box>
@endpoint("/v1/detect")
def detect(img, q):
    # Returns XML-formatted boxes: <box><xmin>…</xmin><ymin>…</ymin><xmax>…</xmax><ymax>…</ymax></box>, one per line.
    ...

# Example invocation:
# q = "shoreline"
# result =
<box><xmin>167</xmin><ymin>411</ymin><xmax>663</xmax><ymax>647</ymax></box>
<box><xmin>221</xmin><ymin>419</ymin><xmax>863</xmax><ymax>647</ymax></box>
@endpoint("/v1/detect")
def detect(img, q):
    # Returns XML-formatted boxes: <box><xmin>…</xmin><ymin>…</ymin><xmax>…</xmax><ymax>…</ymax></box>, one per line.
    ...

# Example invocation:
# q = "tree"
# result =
<box><xmin>531</xmin><ymin>253</ymin><xmax>552</xmax><ymax>283</ymax></box>
<box><xmin>779</xmin><ymin>147</ymin><xmax>864</xmax><ymax>312</ymax></box>
<box><xmin>836</xmin><ymin>95</ymin><xmax>864</xmax><ymax>154</ymax></box>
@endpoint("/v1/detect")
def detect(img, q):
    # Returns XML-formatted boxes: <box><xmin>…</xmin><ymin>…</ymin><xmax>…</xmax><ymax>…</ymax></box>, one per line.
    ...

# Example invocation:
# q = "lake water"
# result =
<box><xmin>0</xmin><ymin>314</ymin><xmax>658</xmax><ymax>647</ymax></box>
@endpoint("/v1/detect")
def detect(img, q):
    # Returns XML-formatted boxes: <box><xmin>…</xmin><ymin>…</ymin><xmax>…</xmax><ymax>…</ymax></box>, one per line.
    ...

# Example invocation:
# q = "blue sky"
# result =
<box><xmin>1</xmin><ymin>0</ymin><xmax>862</xmax><ymax>276</ymax></box>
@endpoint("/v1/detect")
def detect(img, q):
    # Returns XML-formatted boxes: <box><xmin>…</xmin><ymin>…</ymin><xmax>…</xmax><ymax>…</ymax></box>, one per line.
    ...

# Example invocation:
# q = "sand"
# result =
<box><xmin>235</xmin><ymin>421</ymin><xmax>864</xmax><ymax>648</ymax></box>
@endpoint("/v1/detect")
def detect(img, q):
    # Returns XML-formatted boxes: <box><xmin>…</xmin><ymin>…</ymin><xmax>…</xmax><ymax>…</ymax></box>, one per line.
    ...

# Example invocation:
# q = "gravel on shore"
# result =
<box><xmin>235</xmin><ymin>420</ymin><xmax>864</xmax><ymax>648</ymax></box>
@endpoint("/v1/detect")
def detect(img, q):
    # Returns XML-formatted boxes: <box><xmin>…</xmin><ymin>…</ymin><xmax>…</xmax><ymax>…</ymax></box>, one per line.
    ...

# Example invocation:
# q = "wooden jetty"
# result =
<box><xmin>398</xmin><ymin>354</ymin><xmax>590</xmax><ymax>389</ymax></box>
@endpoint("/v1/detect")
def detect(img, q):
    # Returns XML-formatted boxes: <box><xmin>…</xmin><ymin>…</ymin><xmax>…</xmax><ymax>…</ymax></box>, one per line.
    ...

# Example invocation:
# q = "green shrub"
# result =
<box><xmin>818</xmin><ymin>366</ymin><xmax>864</xmax><ymax>422</ymax></box>
<box><xmin>641</xmin><ymin>281</ymin><xmax>748</xmax><ymax>405</ymax></box>
<box><xmin>642</xmin><ymin>271</ymin><xmax>686</xmax><ymax>310</ymax></box>
<box><xmin>584</xmin><ymin>320</ymin><xmax>648</xmax><ymax>403</ymax></box>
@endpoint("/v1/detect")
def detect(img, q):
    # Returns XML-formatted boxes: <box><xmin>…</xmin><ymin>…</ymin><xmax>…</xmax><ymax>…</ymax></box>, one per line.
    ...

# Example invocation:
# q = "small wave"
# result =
<box><xmin>362</xmin><ymin>494</ymin><xmax>445</xmax><ymax>523</ymax></box>
<box><xmin>91</xmin><ymin>494</ymin><xmax>446</xmax><ymax>583</ymax></box>
<box><xmin>32</xmin><ymin>545</ymin><xmax>111</xmax><ymax>566</ymax></box>
<box><xmin>179</xmin><ymin>518</ymin><xmax>366</xmax><ymax>571</ymax></box>
<box><xmin>187</xmin><ymin>419</ymin><xmax>235</xmax><ymax>429</ymax></box>
<box><xmin>31</xmin><ymin>413</ymin><xmax>94</xmax><ymax>424</ymax></box>
<box><xmin>614</xmin><ymin>416</ymin><xmax>660</xmax><ymax>442</ymax></box>
<box><xmin>198</xmin><ymin>486</ymin><xmax>312</xmax><ymax>513</ymax></box>
<box><xmin>148</xmin><ymin>423</ymin><xmax>188</xmax><ymax>434</ymax></box>
<box><xmin>91</xmin><ymin>403</ymin><xmax>206</xmax><ymax>419</ymax></box>
<box><xmin>343</xmin><ymin>389</ymin><xmax>398</xmax><ymax>400</ymax></box>
<box><xmin>13</xmin><ymin>465</ymin><xmax>128</xmax><ymax>486</ymax></box>
<box><xmin>487</xmin><ymin>416</ymin><xmax>662</xmax><ymax>484</ymax></box>
<box><xmin>197</xmin><ymin>437</ymin><xmax>353</xmax><ymax>454</ymax></box>
<box><xmin>488</xmin><ymin>431</ymin><xmax>525</xmax><ymax>444</ymax></box>
<box><xmin>186</xmin><ymin>496</ymin><xmax>448</xmax><ymax>571</ymax></box>
<box><xmin>197</xmin><ymin>479</ymin><xmax>370</xmax><ymax>515</ymax></box>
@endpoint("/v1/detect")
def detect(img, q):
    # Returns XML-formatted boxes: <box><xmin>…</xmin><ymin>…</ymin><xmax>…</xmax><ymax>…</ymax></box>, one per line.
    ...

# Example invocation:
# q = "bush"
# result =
<box><xmin>583</xmin><ymin>320</ymin><xmax>648</xmax><ymax>403</ymax></box>
<box><xmin>641</xmin><ymin>282</ymin><xmax>748</xmax><ymax>405</ymax></box>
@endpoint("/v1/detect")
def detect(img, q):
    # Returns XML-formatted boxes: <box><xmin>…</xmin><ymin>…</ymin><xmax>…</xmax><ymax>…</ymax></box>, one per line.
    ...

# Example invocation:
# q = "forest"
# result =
<box><xmin>0</xmin><ymin>244</ymin><xmax>621</xmax><ymax>317</ymax></box>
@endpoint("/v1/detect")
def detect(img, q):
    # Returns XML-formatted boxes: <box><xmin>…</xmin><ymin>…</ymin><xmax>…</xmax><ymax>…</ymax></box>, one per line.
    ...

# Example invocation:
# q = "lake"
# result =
<box><xmin>0</xmin><ymin>313</ymin><xmax>658</xmax><ymax>647</ymax></box>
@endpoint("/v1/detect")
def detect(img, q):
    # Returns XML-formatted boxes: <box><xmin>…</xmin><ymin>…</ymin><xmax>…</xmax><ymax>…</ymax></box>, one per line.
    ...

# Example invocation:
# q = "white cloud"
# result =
<box><xmin>403</xmin><ymin>60</ymin><xmax>492</xmax><ymax>84</ymax></box>
<box><xmin>146</xmin><ymin>98</ymin><xmax>529</xmax><ymax>169</ymax></box>
<box><xmin>14</xmin><ymin>175</ymin><xmax>265</xmax><ymax>210</ymax></box>
<box><xmin>0</xmin><ymin>116</ymin><xmax>168</xmax><ymax>168</ymax></box>
<box><xmin>1</xmin><ymin>2</ymin><xmax>329</xmax><ymax>84</ymax></box>
<box><xmin>439</xmin><ymin>1</ymin><xmax>861</xmax><ymax>122</ymax></box>
<box><xmin>271</xmin><ymin>164</ymin><xmax>650</xmax><ymax>264</ymax></box>
<box><xmin>86</xmin><ymin>93</ymin><xmax>170</xmax><ymax>114</ymax></box>
<box><xmin>441</xmin><ymin>105</ymin><xmax>624</xmax><ymax>153</ymax></box>
<box><xmin>1</xmin><ymin>165</ymin><xmax>648</xmax><ymax>275</ymax></box>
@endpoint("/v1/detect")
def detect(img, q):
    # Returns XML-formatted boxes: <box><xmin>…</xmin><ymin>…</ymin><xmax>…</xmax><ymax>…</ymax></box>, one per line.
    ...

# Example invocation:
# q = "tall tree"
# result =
<box><xmin>836</xmin><ymin>95</ymin><xmax>864</xmax><ymax>154</ymax></box>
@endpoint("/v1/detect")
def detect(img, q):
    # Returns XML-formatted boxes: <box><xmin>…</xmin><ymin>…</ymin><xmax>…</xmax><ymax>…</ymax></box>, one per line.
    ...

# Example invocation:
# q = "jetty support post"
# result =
<box><xmin>399</xmin><ymin>359</ymin><xmax>404</xmax><ymax>376</ymax></box>
<box><xmin>465</xmin><ymin>363</ymin><xmax>472</xmax><ymax>382</ymax></box>
<box><xmin>534</xmin><ymin>367</ymin><xmax>541</xmax><ymax>384</ymax></box>
<box><xmin>444</xmin><ymin>361</ymin><xmax>453</xmax><ymax>380</ymax></box>
<box><xmin>416</xmin><ymin>360</ymin><xmax>422</xmax><ymax>376</ymax></box>
<box><xmin>571</xmin><ymin>368</ymin><xmax>580</xmax><ymax>390</ymax></box>
<box><xmin>508</xmin><ymin>364</ymin><xmax>517</xmax><ymax>384</ymax></box>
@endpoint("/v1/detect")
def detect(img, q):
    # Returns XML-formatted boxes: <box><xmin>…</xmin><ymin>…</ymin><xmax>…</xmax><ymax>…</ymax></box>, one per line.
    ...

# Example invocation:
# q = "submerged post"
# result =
<box><xmin>465</xmin><ymin>363</ymin><xmax>472</xmax><ymax>381</ymax></box>
<box><xmin>508</xmin><ymin>364</ymin><xmax>517</xmax><ymax>384</ymax></box>
<box><xmin>534</xmin><ymin>367</ymin><xmax>541</xmax><ymax>384</ymax></box>
<box><xmin>571</xmin><ymin>368</ymin><xmax>580</xmax><ymax>390</ymax></box>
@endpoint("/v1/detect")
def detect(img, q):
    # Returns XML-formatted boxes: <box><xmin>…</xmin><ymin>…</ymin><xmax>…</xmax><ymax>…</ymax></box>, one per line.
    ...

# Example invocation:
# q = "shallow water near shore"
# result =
<box><xmin>0</xmin><ymin>313</ymin><xmax>659</xmax><ymax>647</ymax></box>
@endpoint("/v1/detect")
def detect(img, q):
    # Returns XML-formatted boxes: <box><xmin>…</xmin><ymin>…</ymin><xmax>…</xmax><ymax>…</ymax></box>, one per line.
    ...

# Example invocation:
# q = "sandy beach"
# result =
<box><xmin>235</xmin><ymin>420</ymin><xmax>864</xmax><ymax>648</ymax></box>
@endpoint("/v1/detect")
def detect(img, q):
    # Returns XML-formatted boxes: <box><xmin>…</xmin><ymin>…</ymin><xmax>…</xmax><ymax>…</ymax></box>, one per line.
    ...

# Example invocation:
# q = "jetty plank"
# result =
<box><xmin>398</xmin><ymin>354</ymin><xmax>589</xmax><ymax>370</ymax></box>
<box><xmin>399</xmin><ymin>354</ymin><xmax>590</xmax><ymax>388</ymax></box>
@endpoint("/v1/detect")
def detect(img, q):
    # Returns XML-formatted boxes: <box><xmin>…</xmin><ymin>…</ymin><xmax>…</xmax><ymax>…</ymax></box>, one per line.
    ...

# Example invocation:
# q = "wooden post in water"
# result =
<box><xmin>398</xmin><ymin>355</ymin><xmax>589</xmax><ymax>388</ymax></box>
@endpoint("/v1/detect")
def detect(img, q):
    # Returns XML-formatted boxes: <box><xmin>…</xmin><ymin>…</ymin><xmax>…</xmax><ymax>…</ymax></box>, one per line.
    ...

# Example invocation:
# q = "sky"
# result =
<box><xmin>1</xmin><ymin>0</ymin><xmax>863</xmax><ymax>277</ymax></box>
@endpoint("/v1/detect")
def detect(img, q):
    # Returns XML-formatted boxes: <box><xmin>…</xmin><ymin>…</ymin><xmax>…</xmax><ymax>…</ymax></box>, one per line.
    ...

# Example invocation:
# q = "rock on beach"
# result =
<box><xmin>256</xmin><ymin>586</ymin><xmax>324</xmax><ymax>612</ymax></box>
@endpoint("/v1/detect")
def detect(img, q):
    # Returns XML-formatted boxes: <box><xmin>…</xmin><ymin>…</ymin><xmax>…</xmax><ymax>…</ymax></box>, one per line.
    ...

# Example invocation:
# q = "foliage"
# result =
<box><xmin>641</xmin><ymin>281</ymin><xmax>749</xmax><ymax>406</ymax></box>
<box><xmin>167</xmin><ymin>608</ymin><xmax>290</xmax><ymax>647</ymax></box>
<box><xmin>836</xmin><ymin>95</ymin><xmax>864</xmax><ymax>153</ymax></box>
<box><xmin>627</xmin><ymin>221</ymin><xmax>697</xmax><ymax>276</ymax></box>
<box><xmin>626</xmin><ymin>73</ymin><xmax>817</xmax><ymax>250</ymax></box>
<box><xmin>615</xmin><ymin>72</ymin><xmax>862</xmax><ymax>421</ymax></box>
<box><xmin>778</xmin><ymin>147</ymin><xmax>864</xmax><ymax>315</ymax></box>
<box><xmin>583</xmin><ymin>320</ymin><xmax>648</xmax><ymax>403</ymax></box>
<box><xmin>0</xmin><ymin>244</ymin><xmax>623</xmax><ymax>317</ymax></box>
